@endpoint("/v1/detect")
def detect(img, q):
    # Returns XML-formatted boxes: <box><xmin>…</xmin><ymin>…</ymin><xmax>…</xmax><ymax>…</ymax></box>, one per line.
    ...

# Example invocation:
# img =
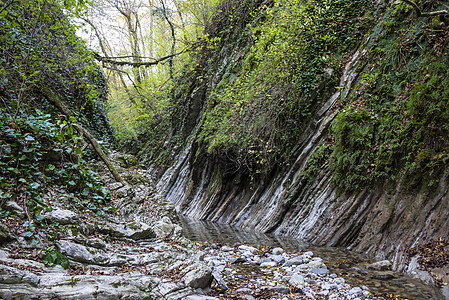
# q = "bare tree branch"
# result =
<box><xmin>0</xmin><ymin>0</ymin><xmax>14</xmax><ymax>14</ymax></box>
<box><xmin>93</xmin><ymin>49</ymin><xmax>187</xmax><ymax>67</ymax></box>
<box><xmin>401</xmin><ymin>0</ymin><xmax>449</xmax><ymax>17</ymax></box>
<box><xmin>101</xmin><ymin>65</ymin><xmax>144</xmax><ymax>101</ymax></box>
<box><xmin>80</xmin><ymin>16</ymin><xmax>110</xmax><ymax>57</ymax></box>
<box><xmin>160</xmin><ymin>0</ymin><xmax>176</xmax><ymax>81</ymax></box>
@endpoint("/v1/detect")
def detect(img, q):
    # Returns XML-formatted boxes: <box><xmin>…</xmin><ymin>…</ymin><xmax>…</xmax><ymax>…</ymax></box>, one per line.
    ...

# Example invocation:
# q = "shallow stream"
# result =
<box><xmin>180</xmin><ymin>216</ymin><xmax>448</xmax><ymax>300</ymax></box>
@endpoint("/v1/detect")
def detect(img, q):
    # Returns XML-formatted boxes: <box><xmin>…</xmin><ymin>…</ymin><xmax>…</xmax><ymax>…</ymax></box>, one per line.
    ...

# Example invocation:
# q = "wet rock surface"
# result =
<box><xmin>1</xmin><ymin>152</ymin><xmax>447</xmax><ymax>299</ymax></box>
<box><xmin>195</xmin><ymin>243</ymin><xmax>382</xmax><ymax>300</ymax></box>
<box><xmin>181</xmin><ymin>217</ymin><xmax>448</xmax><ymax>300</ymax></box>
<box><xmin>0</xmin><ymin>154</ymin><xmax>206</xmax><ymax>299</ymax></box>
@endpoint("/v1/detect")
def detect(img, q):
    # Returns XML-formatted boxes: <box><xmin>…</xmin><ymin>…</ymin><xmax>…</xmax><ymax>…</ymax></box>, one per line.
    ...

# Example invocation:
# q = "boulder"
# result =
<box><xmin>153</xmin><ymin>216</ymin><xmax>178</xmax><ymax>239</ymax></box>
<box><xmin>349</xmin><ymin>287</ymin><xmax>363</xmax><ymax>296</ymax></box>
<box><xmin>98</xmin><ymin>221</ymin><xmax>156</xmax><ymax>240</ymax></box>
<box><xmin>221</xmin><ymin>246</ymin><xmax>234</xmax><ymax>252</ymax></box>
<box><xmin>270</xmin><ymin>255</ymin><xmax>285</xmax><ymax>264</ymax></box>
<box><xmin>289</xmin><ymin>274</ymin><xmax>305</xmax><ymax>286</ymax></box>
<box><xmin>303</xmin><ymin>251</ymin><xmax>314</xmax><ymax>257</ymax></box>
<box><xmin>310</xmin><ymin>268</ymin><xmax>330</xmax><ymax>275</ymax></box>
<box><xmin>255</xmin><ymin>257</ymin><xmax>272</xmax><ymax>265</ymax></box>
<box><xmin>127</xmin><ymin>221</ymin><xmax>157</xmax><ymax>240</ymax></box>
<box><xmin>183</xmin><ymin>263</ymin><xmax>213</xmax><ymax>289</ymax></box>
<box><xmin>44</xmin><ymin>208</ymin><xmax>79</xmax><ymax>225</ymax></box>
<box><xmin>367</xmin><ymin>260</ymin><xmax>391</xmax><ymax>271</ymax></box>
<box><xmin>229</xmin><ymin>256</ymin><xmax>247</xmax><ymax>264</ymax></box>
<box><xmin>3</xmin><ymin>201</ymin><xmax>25</xmax><ymax>218</ymax></box>
<box><xmin>260</xmin><ymin>261</ymin><xmax>277</xmax><ymax>268</ymax></box>
<box><xmin>308</xmin><ymin>260</ymin><xmax>326</xmax><ymax>269</ymax></box>
<box><xmin>238</xmin><ymin>245</ymin><xmax>258</xmax><ymax>253</ymax></box>
<box><xmin>283</xmin><ymin>256</ymin><xmax>307</xmax><ymax>266</ymax></box>
<box><xmin>272</xmin><ymin>247</ymin><xmax>284</xmax><ymax>255</ymax></box>
<box><xmin>57</xmin><ymin>240</ymin><xmax>109</xmax><ymax>265</ymax></box>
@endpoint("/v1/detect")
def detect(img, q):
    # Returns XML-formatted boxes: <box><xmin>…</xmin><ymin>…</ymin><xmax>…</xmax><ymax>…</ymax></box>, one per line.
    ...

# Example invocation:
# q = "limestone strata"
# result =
<box><xmin>156</xmin><ymin>36</ymin><xmax>449</xmax><ymax>274</ymax></box>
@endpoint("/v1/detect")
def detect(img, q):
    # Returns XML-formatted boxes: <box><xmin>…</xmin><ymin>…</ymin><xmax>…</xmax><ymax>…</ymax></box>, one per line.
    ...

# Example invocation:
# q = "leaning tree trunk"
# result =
<box><xmin>41</xmin><ymin>88</ymin><xmax>126</xmax><ymax>185</ymax></box>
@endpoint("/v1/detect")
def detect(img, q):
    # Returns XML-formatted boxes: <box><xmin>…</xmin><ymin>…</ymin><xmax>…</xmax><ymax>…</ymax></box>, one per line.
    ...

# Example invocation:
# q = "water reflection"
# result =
<box><xmin>180</xmin><ymin>216</ymin><xmax>447</xmax><ymax>300</ymax></box>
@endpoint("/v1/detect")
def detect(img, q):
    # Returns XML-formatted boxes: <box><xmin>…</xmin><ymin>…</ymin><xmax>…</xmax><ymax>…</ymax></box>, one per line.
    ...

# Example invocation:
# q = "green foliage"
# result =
<box><xmin>197</xmin><ymin>0</ymin><xmax>374</xmax><ymax>176</ymax></box>
<box><xmin>107</xmin><ymin>81</ymin><xmax>172</xmax><ymax>151</ymax></box>
<box><xmin>0</xmin><ymin>106</ymin><xmax>111</xmax><ymax>216</ymax></box>
<box><xmin>42</xmin><ymin>245</ymin><xmax>70</xmax><ymax>269</ymax></box>
<box><xmin>0</xmin><ymin>0</ymin><xmax>115</xmax><ymax>257</ymax></box>
<box><xmin>326</xmin><ymin>9</ymin><xmax>449</xmax><ymax>192</ymax></box>
<box><xmin>0</xmin><ymin>0</ymin><xmax>114</xmax><ymax>142</ymax></box>
<box><xmin>330</xmin><ymin>108</ymin><xmax>377</xmax><ymax>190</ymax></box>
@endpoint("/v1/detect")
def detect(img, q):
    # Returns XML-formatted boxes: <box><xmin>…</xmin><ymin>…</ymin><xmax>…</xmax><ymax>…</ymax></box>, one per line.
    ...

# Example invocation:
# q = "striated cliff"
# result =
<box><xmin>152</xmin><ymin>0</ymin><xmax>449</xmax><ymax>279</ymax></box>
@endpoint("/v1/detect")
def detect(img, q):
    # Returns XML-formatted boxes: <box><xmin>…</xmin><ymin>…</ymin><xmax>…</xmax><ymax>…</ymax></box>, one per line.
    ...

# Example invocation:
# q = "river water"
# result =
<box><xmin>180</xmin><ymin>216</ymin><xmax>448</xmax><ymax>300</ymax></box>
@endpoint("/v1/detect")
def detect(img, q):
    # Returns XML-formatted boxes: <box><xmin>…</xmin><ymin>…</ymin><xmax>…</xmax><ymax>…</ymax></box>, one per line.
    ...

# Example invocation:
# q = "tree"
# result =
<box><xmin>79</xmin><ymin>0</ymin><xmax>219</xmax><ymax>145</ymax></box>
<box><xmin>401</xmin><ymin>0</ymin><xmax>449</xmax><ymax>18</ymax></box>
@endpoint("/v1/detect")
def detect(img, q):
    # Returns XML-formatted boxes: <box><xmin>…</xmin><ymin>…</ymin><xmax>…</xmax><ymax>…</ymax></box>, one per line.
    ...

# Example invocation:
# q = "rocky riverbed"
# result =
<box><xmin>0</xmin><ymin>153</ymin><xmax>446</xmax><ymax>299</ymax></box>
<box><xmin>194</xmin><ymin>243</ymin><xmax>381</xmax><ymax>300</ymax></box>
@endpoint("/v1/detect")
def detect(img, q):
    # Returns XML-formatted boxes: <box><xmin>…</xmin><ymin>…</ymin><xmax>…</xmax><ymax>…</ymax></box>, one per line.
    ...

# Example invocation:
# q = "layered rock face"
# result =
<box><xmin>156</xmin><ymin>7</ymin><xmax>449</xmax><ymax>273</ymax></box>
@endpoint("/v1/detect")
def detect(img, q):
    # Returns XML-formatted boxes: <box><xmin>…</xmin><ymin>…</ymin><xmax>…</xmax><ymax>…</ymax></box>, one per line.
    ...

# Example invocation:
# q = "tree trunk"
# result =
<box><xmin>41</xmin><ymin>88</ymin><xmax>126</xmax><ymax>185</ymax></box>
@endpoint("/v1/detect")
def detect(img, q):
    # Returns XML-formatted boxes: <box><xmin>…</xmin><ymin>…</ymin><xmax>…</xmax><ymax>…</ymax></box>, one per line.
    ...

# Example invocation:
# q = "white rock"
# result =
<box><xmin>308</xmin><ymin>260</ymin><xmax>326</xmax><ymax>269</ymax></box>
<box><xmin>406</xmin><ymin>256</ymin><xmax>435</xmax><ymax>285</ymax></box>
<box><xmin>221</xmin><ymin>246</ymin><xmax>233</xmax><ymax>252</ymax></box>
<box><xmin>45</xmin><ymin>208</ymin><xmax>79</xmax><ymax>225</ymax></box>
<box><xmin>183</xmin><ymin>263</ymin><xmax>213</xmax><ymax>289</ymax></box>
<box><xmin>334</xmin><ymin>277</ymin><xmax>345</xmax><ymax>284</ymax></box>
<box><xmin>349</xmin><ymin>287</ymin><xmax>363</xmax><ymax>295</ymax></box>
<box><xmin>153</xmin><ymin>216</ymin><xmax>176</xmax><ymax>239</ymax></box>
<box><xmin>367</xmin><ymin>260</ymin><xmax>391</xmax><ymax>270</ymax></box>
<box><xmin>260</xmin><ymin>261</ymin><xmax>277</xmax><ymax>268</ymax></box>
<box><xmin>238</xmin><ymin>245</ymin><xmax>258</xmax><ymax>253</ymax></box>
<box><xmin>283</xmin><ymin>256</ymin><xmax>307</xmax><ymax>266</ymax></box>
<box><xmin>303</xmin><ymin>251</ymin><xmax>314</xmax><ymax>257</ymax></box>
<box><xmin>272</xmin><ymin>247</ymin><xmax>284</xmax><ymax>255</ymax></box>
<box><xmin>57</xmin><ymin>240</ymin><xmax>108</xmax><ymax>265</ymax></box>
<box><xmin>288</xmin><ymin>274</ymin><xmax>305</xmax><ymax>286</ymax></box>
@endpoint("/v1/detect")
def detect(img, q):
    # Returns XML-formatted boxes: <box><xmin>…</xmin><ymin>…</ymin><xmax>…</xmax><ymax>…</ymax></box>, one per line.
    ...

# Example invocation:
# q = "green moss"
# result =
<box><xmin>301</xmin><ymin>141</ymin><xmax>332</xmax><ymax>181</ymax></box>
<box><xmin>325</xmin><ymin>9</ymin><xmax>449</xmax><ymax>193</ymax></box>
<box><xmin>197</xmin><ymin>0</ymin><xmax>376</xmax><ymax>176</ymax></box>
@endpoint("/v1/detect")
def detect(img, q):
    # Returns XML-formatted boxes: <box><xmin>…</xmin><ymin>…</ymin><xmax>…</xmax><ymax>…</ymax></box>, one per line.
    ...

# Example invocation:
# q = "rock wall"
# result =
<box><xmin>155</xmin><ymin>1</ymin><xmax>449</xmax><ymax>272</ymax></box>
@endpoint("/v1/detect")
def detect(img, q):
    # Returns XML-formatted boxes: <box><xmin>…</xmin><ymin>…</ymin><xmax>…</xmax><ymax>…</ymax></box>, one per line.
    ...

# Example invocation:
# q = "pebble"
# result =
<box><xmin>238</xmin><ymin>245</ymin><xmax>258</xmax><ymax>253</ymax></box>
<box><xmin>197</xmin><ymin>243</ymin><xmax>385</xmax><ymax>300</ymax></box>
<box><xmin>270</xmin><ymin>255</ymin><xmax>286</xmax><ymax>264</ymax></box>
<box><xmin>221</xmin><ymin>246</ymin><xmax>234</xmax><ymax>252</ymax></box>
<box><xmin>260</xmin><ymin>261</ymin><xmax>277</xmax><ymax>268</ymax></box>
